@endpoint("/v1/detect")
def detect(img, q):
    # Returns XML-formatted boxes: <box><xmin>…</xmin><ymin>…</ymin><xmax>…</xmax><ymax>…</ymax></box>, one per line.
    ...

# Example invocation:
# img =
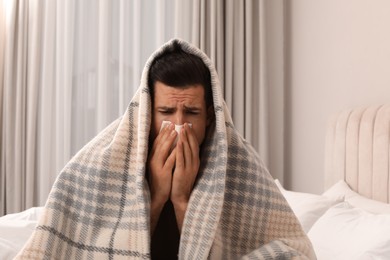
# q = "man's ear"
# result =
<box><xmin>206</xmin><ymin>106</ymin><xmax>215</xmax><ymax>126</ymax></box>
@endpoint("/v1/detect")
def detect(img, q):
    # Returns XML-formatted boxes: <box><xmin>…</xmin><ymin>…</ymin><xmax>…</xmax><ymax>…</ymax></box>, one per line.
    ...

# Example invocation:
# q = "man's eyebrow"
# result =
<box><xmin>156</xmin><ymin>106</ymin><xmax>175</xmax><ymax>110</ymax></box>
<box><xmin>184</xmin><ymin>105</ymin><xmax>201</xmax><ymax>111</ymax></box>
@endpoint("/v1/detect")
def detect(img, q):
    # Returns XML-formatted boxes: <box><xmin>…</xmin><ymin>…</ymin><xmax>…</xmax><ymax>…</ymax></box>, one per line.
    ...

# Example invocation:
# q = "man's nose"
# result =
<box><xmin>174</xmin><ymin>112</ymin><xmax>185</xmax><ymax>125</ymax></box>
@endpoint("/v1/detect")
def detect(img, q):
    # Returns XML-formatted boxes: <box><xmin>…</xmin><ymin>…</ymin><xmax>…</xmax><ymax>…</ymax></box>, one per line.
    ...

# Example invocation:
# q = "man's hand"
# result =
<box><xmin>148</xmin><ymin>123</ymin><xmax>177</xmax><ymax>233</ymax></box>
<box><xmin>171</xmin><ymin>123</ymin><xmax>200</xmax><ymax>232</ymax></box>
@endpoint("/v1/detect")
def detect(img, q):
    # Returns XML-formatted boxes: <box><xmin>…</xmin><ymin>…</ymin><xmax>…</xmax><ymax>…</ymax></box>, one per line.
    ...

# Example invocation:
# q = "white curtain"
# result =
<box><xmin>1</xmin><ymin>0</ymin><xmax>59</xmax><ymax>215</ymax></box>
<box><xmin>174</xmin><ymin>0</ymin><xmax>269</xmax><ymax>164</ymax></box>
<box><xmin>0</xmin><ymin>0</ymin><xmax>6</xmax><ymax>216</ymax></box>
<box><xmin>0</xmin><ymin>0</ymin><xmax>278</xmax><ymax>216</ymax></box>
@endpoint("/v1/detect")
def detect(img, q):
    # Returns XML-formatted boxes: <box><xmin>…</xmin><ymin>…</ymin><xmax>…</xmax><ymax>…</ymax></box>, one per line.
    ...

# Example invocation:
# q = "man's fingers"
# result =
<box><xmin>165</xmin><ymin>147</ymin><xmax>177</xmax><ymax>169</ymax></box>
<box><xmin>185</xmin><ymin>123</ymin><xmax>199</xmax><ymax>156</ymax></box>
<box><xmin>180</xmin><ymin>127</ymin><xmax>192</xmax><ymax>166</ymax></box>
<box><xmin>153</xmin><ymin>124</ymin><xmax>177</xmax><ymax>160</ymax></box>
<box><xmin>154</xmin><ymin>123</ymin><xmax>173</xmax><ymax>146</ymax></box>
<box><xmin>176</xmin><ymin>139</ymin><xmax>185</xmax><ymax>169</ymax></box>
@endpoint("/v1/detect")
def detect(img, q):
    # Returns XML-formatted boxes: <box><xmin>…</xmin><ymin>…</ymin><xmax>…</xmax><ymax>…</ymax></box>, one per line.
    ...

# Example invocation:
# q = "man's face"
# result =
<box><xmin>151</xmin><ymin>81</ymin><xmax>210</xmax><ymax>146</ymax></box>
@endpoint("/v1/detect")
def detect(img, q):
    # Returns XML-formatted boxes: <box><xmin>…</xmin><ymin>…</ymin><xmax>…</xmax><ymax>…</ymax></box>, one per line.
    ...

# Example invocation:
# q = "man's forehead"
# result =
<box><xmin>154</xmin><ymin>82</ymin><xmax>204</xmax><ymax>93</ymax></box>
<box><xmin>153</xmin><ymin>82</ymin><xmax>205</xmax><ymax>104</ymax></box>
<box><xmin>155</xmin><ymin>104</ymin><xmax>202</xmax><ymax>110</ymax></box>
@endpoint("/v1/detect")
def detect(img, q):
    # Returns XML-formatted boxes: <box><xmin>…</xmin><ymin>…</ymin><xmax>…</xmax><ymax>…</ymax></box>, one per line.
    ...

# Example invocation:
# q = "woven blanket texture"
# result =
<box><xmin>16</xmin><ymin>39</ymin><xmax>316</xmax><ymax>260</ymax></box>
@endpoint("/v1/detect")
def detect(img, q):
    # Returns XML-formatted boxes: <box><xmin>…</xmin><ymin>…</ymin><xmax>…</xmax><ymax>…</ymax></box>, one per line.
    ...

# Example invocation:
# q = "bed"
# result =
<box><xmin>1</xmin><ymin>104</ymin><xmax>390</xmax><ymax>259</ymax></box>
<box><xmin>277</xmin><ymin>104</ymin><xmax>390</xmax><ymax>259</ymax></box>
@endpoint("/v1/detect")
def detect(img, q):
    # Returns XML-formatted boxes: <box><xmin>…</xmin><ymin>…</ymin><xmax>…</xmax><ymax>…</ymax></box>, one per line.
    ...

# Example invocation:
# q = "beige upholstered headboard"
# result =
<box><xmin>324</xmin><ymin>104</ymin><xmax>390</xmax><ymax>203</ymax></box>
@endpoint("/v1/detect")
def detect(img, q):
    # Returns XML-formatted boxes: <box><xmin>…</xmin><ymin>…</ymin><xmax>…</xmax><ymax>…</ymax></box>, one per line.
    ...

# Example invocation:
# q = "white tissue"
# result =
<box><xmin>160</xmin><ymin>120</ymin><xmax>192</xmax><ymax>147</ymax></box>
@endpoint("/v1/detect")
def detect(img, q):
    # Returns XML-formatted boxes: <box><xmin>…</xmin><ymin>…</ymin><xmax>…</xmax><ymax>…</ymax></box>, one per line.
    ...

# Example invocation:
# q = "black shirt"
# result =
<box><xmin>151</xmin><ymin>200</ymin><xmax>180</xmax><ymax>260</ymax></box>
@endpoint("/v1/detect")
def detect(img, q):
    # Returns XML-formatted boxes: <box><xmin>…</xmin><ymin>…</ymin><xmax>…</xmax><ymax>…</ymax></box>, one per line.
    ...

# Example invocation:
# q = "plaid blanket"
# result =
<box><xmin>16</xmin><ymin>39</ymin><xmax>315</xmax><ymax>259</ymax></box>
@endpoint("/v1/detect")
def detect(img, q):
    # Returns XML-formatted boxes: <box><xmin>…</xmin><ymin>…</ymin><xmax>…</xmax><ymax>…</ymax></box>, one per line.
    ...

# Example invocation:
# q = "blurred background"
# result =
<box><xmin>1</xmin><ymin>0</ymin><xmax>390</xmax><ymax>216</ymax></box>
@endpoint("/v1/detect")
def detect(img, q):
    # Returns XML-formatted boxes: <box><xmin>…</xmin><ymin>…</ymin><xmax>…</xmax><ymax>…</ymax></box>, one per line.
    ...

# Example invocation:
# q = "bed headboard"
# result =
<box><xmin>324</xmin><ymin>104</ymin><xmax>390</xmax><ymax>203</ymax></box>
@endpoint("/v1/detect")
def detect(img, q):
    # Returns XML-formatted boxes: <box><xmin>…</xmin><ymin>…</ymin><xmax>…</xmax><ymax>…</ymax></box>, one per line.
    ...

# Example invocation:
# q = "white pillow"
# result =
<box><xmin>308</xmin><ymin>202</ymin><xmax>390</xmax><ymax>260</ymax></box>
<box><xmin>323</xmin><ymin>180</ymin><xmax>390</xmax><ymax>214</ymax></box>
<box><xmin>274</xmin><ymin>179</ymin><xmax>343</xmax><ymax>232</ymax></box>
<box><xmin>0</xmin><ymin>207</ymin><xmax>43</xmax><ymax>260</ymax></box>
<box><xmin>0</xmin><ymin>207</ymin><xmax>43</xmax><ymax>222</ymax></box>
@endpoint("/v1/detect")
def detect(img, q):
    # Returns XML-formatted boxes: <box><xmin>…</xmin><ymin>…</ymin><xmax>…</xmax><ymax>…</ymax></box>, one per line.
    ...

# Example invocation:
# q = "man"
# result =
<box><xmin>17</xmin><ymin>39</ymin><xmax>315</xmax><ymax>259</ymax></box>
<box><xmin>146</xmin><ymin>48</ymin><xmax>215</xmax><ymax>258</ymax></box>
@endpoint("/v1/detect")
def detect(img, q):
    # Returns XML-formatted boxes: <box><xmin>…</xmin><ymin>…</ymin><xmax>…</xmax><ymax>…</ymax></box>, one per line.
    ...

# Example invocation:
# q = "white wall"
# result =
<box><xmin>285</xmin><ymin>0</ymin><xmax>390</xmax><ymax>193</ymax></box>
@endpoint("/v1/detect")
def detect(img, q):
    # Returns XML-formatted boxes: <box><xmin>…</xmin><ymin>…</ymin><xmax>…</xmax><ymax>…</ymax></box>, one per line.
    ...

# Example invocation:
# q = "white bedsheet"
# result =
<box><xmin>0</xmin><ymin>207</ymin><xmax>43</xmax><ymax>260</ymax></box>
<box><xmin>3</xmin><ymin>198</ymin><xmax>390</xmax><ymax>260</ymax></box>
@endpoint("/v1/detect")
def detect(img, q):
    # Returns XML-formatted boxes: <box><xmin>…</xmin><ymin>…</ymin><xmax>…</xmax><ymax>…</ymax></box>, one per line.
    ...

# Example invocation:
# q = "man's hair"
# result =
<box><xmin>148</xmin><ymin>45</ymin><xmax>213</xmax><ymax>108</ymax></box>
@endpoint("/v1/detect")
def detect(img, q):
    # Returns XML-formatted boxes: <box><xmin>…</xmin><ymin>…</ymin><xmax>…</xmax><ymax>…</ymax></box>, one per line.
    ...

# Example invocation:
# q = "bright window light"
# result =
<box><xmin>3</xmin><ymin>0</ymin><xmax>14</xmax><ymax>26</ymax></box>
